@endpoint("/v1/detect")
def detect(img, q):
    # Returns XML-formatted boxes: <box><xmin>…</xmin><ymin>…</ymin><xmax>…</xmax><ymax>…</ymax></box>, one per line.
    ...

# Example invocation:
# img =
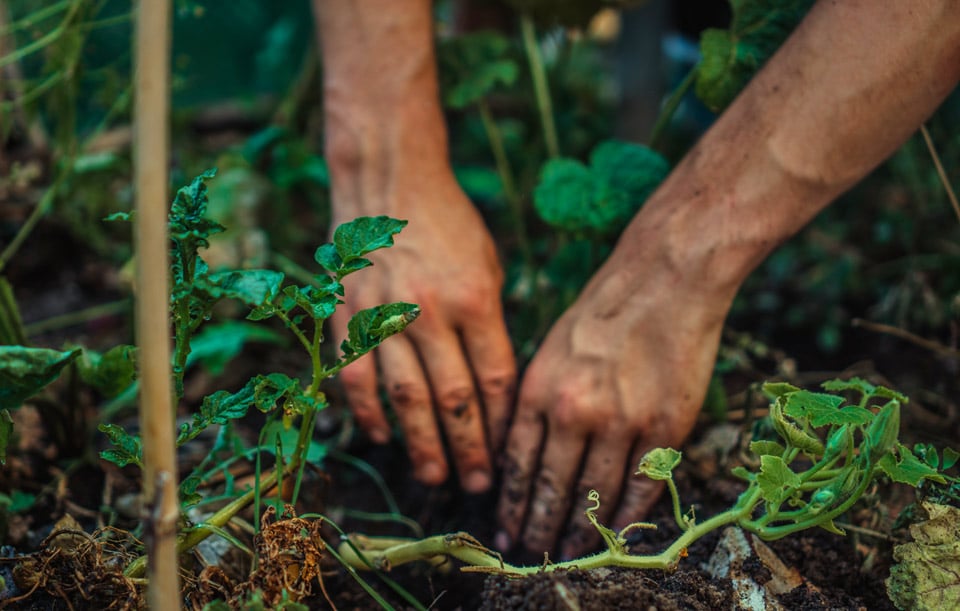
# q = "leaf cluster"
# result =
<box><xmin>438</xmin><ymin>32</ymin><xmax>519</xmax><ymax>110</ymax></box>
<box><xmin>534</xmin><ymin>139</ymin><xmax>669</xmax><ymax>236</ymax></box>
<box><xmin>695</xmin><ymin>0</ymin><xmax>814</xmax><ymax>112</ymax></box>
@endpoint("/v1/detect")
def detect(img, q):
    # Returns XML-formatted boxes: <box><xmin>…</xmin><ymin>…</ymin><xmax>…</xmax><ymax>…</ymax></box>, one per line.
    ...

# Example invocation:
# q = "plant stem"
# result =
<box><xmin>520</xmin><ymin>14</ymin><xmax>559</xmax><ymax>159</ymax></box>
<box><xmin>648</xmin><ymin>65</ymin><xmax>698</xmax><ymax>151</ymax></box>
<box><xmin>0</xmin><ymin>0</ymin><xmax>82</xmax><ymax>68</ymax></box>
<box><xmin>23</xmin><ymin>298</ymin><xmax>130</xmax><ymax>336</ymax></box>
<box><xmin>0</xmin><ymin>171</ymin><xmax>66</xmax><ymax>273</ymax></box>
<box><xmin>920</xmin><ymin>124</ymin><xmax>960</xmax><ymax>224</ymax></box>
<box><xmin>477</xmin><ymin>98</ymin><xmax>533</xmax><ymax>266</ymax></box>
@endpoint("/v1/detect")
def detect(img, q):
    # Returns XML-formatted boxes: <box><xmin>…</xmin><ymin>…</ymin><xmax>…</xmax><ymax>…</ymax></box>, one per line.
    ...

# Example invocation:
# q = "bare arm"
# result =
<box><xmin>313</xmin><ymin>0</ymin><xmax>516</xmax><ymax>493</ymax></box>
<box><xmin>498</xmin><ymin>0</ymin><xmax>960</xmax><ymax>557</ymax></box>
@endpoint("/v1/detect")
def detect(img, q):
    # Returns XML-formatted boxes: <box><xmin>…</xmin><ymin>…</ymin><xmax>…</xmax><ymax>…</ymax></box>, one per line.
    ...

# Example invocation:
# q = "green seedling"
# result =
<box><xmin>336</xmin><ymin>378</ymin><xmax>945</xmax><ymax>576</ymax></box>
<box><xmin>88</xmin><ymin>170</ymin><xmax>419</xmax><ymax>577</ymax></box>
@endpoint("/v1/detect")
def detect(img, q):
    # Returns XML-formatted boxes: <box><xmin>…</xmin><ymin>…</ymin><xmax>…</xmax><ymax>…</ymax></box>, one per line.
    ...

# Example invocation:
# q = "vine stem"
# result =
<box><xmin>648</xmin><ymin>65</ymin><xmax>698</xmax><ymax>151</ymax></box>
<box><xmin>477</xmin><ymin>98</ymin><xmax>533</xmax><ymax>267</ymax></box>
<box><xmin>520</xmin><ymin>14</ymin><xmax>559</xmax><ymax>159</ymax></box>
<box><xmin>920</xmin><ymin>124</ymin><xmax>960</xmax><ymax>224</ymax></box>
<box><xmin>0</xmin><ymin>172</ymin><xmax>66</xmax><ymax>273</ymax></box>
<box><xmin>338</xmin><ymin>487</ymin><xmax>762</xmax><ymax>575</ymax></box>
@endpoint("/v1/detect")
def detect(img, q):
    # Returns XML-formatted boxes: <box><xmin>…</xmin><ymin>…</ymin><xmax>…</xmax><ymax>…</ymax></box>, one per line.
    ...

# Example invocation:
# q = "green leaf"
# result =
<box><xmin>186</xmin><ymin>321</ymin><xmax>285</xmax><ymax>376</ymax></box>
<box><xmin>260</xmin><ymin>419</ymin><xmax>328</xmax><ymax>464</ymax></box>
<box><xmin>695</xmin><ymin>0</ymin><xmax>814</xmax><ymax>112</ymax></box>
<box><xmin>313</xmin><ymin>243</ymin><xmax>341</xmax><ymax>274</ymax></box>
<box><xmin>534</xmin><ymin>140</ymin><xmax>669</xmax><ymax>235</ymax></box>
<box><xmin>886</xmin><ymin>502</ymin><xmax>960</xmax><ymax>611</ymax></box>
<box><xmin>0</xmin><ymin>346</ymin><xmax>82</xmax><ymax>410</ymax></box>
<box><xmin>636</xmin><ymin>448</ymin><xmax>682</xmax><ymax>481</ymax></box>
<box><xmin>438</xmin><ymin>31</ymin><xmax>519</xmax><ymax>109</ymax></box>
<box><xmin>943</xmin><ymin>448</ymin><xmax>959</xmax><ymax>471</ymax></box>
<box><xmin>866</xmin><ymin>400</ymin><xmax>901</xmax><ymax>460</ymax></box>
<box><xmin>757</xmin><ymin>454</ymin><xmax>802</xmax><ymax>504</ymax></box>
<box><xmin>98</xmin><ymin>423</ymin><xmax>143</xmax><ymax>468</ymax></box>
<box><xmin>783</xmin><ymin>390</ymin><xmax>872</xmax><ymax>427</ymax></box>
<box><xmin>78</xmin><ymin>345</ymin><xmax>137</xmax><ymax>398</ymax></box>
<box><xmin>878</xmin><ymin>445</ymin><xmax>946</xmax><ymax>487</ymax></box>
<box><xmin>821</xmin><ymin>376</ymin><xmax>875</xmax><ymax>395</ymax></box>
<box><xmin>0</xmin><ymin>410</ymin><xmax>13</xmax><ymax>464</ymax></box>
<box><xmin>769</xmin><ymin>395</ymin><xmax>825</xmax><ymax>456</ymax></box>
<box><xmin>203</xmin><ymin>269</ymin><xmax>285</xmax><ymax>307</ymax></box>
<box><xmin>282</xmin><ymin>284</ymin><xmax>341</xmax><ymax>321</ymax></box>
<box><xmin>103</xmin><ymin>211</ymin><xmax>131</xmax><ymax>222</ymax></box>
<box><xmin>731</xmin><ymin>466</ymin><xmax>754</xmax><ymax>481</ymax></box>
<box><xmin>749</xmin><ymin>440</ymin><xmax>786</xmax><ymax>457</ymax></box>
<box><xmin>761</xmin><ymin>381</ymin><xmax>800</xmax><ymax>400</ymax></box>
<box><xmin>326</xmin><ymin>216</ymin><xmax>407</xmax><ymax>277</ymax></box>
<box><xmin>341</xmin><ymin>303</ymin><xmax>420</xmax><ymax>358</ymax></box>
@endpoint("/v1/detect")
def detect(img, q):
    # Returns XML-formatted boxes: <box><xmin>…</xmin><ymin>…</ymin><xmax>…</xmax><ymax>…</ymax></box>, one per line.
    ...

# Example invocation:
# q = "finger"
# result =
<box><xmin>461</xmin><ymin>311</ymin><xmax>516</xmax><ymax>453</ymax></box>
<box><xmin>414</xmin><ymin>325</ymin><xmax>493</xmax><ymax>493</ymax></box>
<box><xmin>611</xmin><ymin>443</ymin><xmax>667</xmax><ymax>532</ymax></box>
<box><xmin>520</xmin><ymin>429</ymin><xmax>587</xmax><ymax>554</ymax></box>
<box><xmin>559</xmin><ymin>436</ymin><xmax>632</xmax><ymax>560</ymax></box>
<box><xmin>377</xmin><ymin>335</ymin><xmax>450</xmax><ymax>486</ymax></box>
<box><xmin>332</xmin><ymin>304</ymin><xmax>391</xmax><ymax>443</ymax></box>
<box><xmin>495</xmin><ymin>406</ymin><xmax>544</xmax><ymax>550</ymax></box>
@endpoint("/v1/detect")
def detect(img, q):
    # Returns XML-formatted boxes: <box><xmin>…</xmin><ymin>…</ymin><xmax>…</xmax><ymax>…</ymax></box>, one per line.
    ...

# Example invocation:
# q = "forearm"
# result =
<box><xmin>619</xmin><ymin>0</ymin><xmax>960</xmax><ymax>301</ymax></box>
<box><xmin>312</xmin><ymin>0</ymin><xmax>452</xmax><ymax>215</ymax></box>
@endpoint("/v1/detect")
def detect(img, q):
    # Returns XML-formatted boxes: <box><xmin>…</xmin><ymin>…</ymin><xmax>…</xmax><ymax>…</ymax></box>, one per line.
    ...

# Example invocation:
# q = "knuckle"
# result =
<box><xmin>435</xmin><ymin>385</ymin><xmax>475</xmax><ymax>415</ymax></box>
<box><xmin>388</xmin><ymin>380</ymin><xmax>430</xmax><ymax>408</ymax></box>
<box><xmin>477</xmin><ymin>369</ymin><xmax>516</xmax><ymax>398</ymax></box>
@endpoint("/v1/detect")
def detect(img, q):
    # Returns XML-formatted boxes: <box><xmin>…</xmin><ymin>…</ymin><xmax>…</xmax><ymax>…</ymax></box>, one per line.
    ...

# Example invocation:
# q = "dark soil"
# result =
<box><xmin>2</xmin><ymin>203</ymin><xmax>956</xmax><ymax>611</ymax></box>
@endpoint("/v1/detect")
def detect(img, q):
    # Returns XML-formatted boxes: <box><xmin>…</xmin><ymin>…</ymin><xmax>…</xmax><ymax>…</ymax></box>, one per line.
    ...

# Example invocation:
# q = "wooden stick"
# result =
<box><xmin>133</xmin><ymin>0</ymin><xmax>179</xmax><ymax>607</ymax></box>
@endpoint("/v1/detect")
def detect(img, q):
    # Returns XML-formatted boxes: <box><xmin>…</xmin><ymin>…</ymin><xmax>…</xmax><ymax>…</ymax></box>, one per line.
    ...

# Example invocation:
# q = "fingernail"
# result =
<box><xmin>416</xmin><ymin>462</ymin><xmax>446</xmax><ymax>485</ymax></box>
<box><xmin>369</xmin><ymin>428</ymin><xmax>390</xmax><ymax>444</ymax></box>
<box><xmin>494</xmin><ymin>530</ymin><xmax>511</xmax><ymax>552</ymax></box>
<box><xmin>464</xmin><ymin>470</ymin><xmax>492</xmax><ymax>493</ymax></box>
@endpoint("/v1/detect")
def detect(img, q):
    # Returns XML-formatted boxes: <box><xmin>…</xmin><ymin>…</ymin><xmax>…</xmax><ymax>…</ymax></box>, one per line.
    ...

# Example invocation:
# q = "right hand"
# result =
<box><xmin>329</xmin><ymin>173</ymin><xmax>516</xmax><ymax>494</ymax></box>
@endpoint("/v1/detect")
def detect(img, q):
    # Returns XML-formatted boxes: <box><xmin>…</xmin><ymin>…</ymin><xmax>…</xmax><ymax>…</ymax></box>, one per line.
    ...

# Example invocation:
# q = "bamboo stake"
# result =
<box><xmin>133</xmin><ymin>0</ymin><xmax>179</xmax><ymax>608</ymax></box>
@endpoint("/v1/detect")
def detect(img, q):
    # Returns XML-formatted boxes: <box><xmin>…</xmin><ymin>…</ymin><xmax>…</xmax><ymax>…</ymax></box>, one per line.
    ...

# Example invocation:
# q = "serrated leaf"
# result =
<box><xmin>695</xmin><ymin>0</ymin><xmax>814</xmax><ymax>112</ymax></box>
<box><xmin>77</xmin><ymin>345</ymin><xmax>137</xmax><ymax>398</ymax></box>
<box><xmin>878</xmin><ymin>445</ymin><xmax>946</xmax><ymax>487</ymax></box>
<box><xmin>761</xmin><ymin>381</ymin><xmax>800</xmax><ymax>400</ymax></box>
<box><xmin>534</xmin><ymin>140</ymin><xmax>669</xmax><ymax>235</ymax></box>
<box><xmin>0</xmin><ymin>409</ymin><xmax>13</xmax><ymax>464</ymax></box>
<box><xmin>98</xmin><ymin>423</ymin><xmax>143</xmax><ymax>468</ymax></box>
<box><xmin>438</xmin><ymin>31</ymin><xmax>519</xmax><ymax>109</ymax></box>
<box><xmin>636</xmin><ymin>448</ymin><xmax>682</xmax><ymax>481</ymax></box>
<box><xmin>757</xmin><ymin>454</ymin><xmax>802</xmax><ymax>504</ymax></box>
<box><xmin>886</xmin><ymin>502</ymin><xmax>960</xmax><ymax>611</ymax></box>
<box><xmin>314</xmin><ymin>243</ymin><xmax>341</xmax><ymax>274</ymax></box>
<box><xmin>783</xmin><ymin>390</ymin><xmax>872</xmax><ymax>427</ymax></box>
<box><xmin>821</xmin><ymin>376</ymin><xmax>876</xmax><ymax>395</ymax></box>
<box><xmin>750</xmin><ymin>440</ymin><xmax>786</xmax><ymax>457</ymax></box>
<box><xmin>282</xmin><ymin>285</ymin><xmax>340</xmax><ymax>321</ymax></box>
<box><xmin>731</xmin><ymin>466</ymin><xmax>754</xmax><ymax>481</ymax></box>
<box><xmin>252</xmin><ymin>373</ymin><xmax>301</xmax><ymax>413</ymax></box>
<box><xmin>203</xmin><ymin>269</ymin><xmax>284</xmax><ymax>307</ymax></box>
<box><xmin>331</xmin><ymin>216</ymin><xmax>407</xmax><ymax>274</ymax></box>
<box><xmin>341</xmin><ymin>303</ymin><xmax>420</xmax><ymax>358</ymax></box>
<box><xmin>0</xmin><ymin>346</ymin><xmax>82</xmax><ymax>410</ymax></box>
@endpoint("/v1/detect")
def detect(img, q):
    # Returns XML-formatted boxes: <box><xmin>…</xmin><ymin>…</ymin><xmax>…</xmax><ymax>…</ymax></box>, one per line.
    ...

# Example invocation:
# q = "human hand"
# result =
<box><xmin>495</xmin><ymin>239</ymin><xmax>730</xmax><ymax>559</ymax></box>
<box><xmin>330</xmin><ymin>174</ymin><xmax>516</xmax><ymax>494</ymax></box>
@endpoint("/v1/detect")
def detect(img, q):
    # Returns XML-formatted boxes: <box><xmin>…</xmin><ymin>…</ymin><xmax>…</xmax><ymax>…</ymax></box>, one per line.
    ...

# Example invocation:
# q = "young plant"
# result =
<box><xmin>336</xmin><ymin>378</ymin><xmax>945</xmax><ymax>576</ymax></box>
<box><xmin>94</xmin><ymin>170</ymin><xmax>419</xmax><ymax>577</ymax></box>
